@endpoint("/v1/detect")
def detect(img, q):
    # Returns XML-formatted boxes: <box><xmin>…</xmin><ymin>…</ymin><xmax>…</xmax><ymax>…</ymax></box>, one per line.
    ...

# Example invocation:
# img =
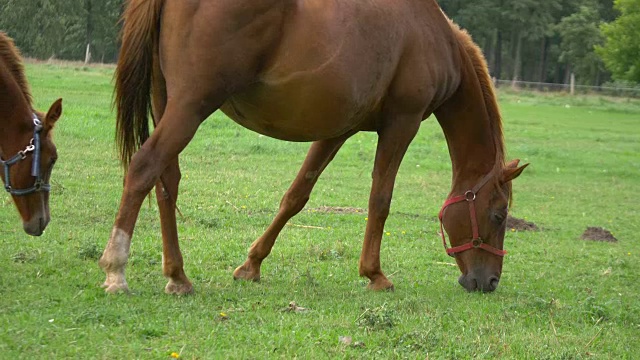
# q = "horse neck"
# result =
<box><xmin>0</xmin><ymin>62</ymin><xmax>33</xmax><ymax>156</ymax></box>
<box><xmin>434</xmin><ymin>59</ymin><xmax>502</xmax><ymax>194</ymax></box>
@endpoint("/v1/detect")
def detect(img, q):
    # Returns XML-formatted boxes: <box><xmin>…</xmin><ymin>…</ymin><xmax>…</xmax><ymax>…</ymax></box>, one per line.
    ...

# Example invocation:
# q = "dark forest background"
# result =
<box><xmin>1</xmin><ymin>0</ymin><xmax>638</xmax><ymax>86</ymax></box>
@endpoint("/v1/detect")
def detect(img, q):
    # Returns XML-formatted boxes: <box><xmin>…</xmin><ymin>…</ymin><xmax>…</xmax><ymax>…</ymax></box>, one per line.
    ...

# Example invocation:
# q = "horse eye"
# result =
<box><xmin>492</xmin><ymin>209</ymin><xmax>507</xmax><ymax>224</ymax></box>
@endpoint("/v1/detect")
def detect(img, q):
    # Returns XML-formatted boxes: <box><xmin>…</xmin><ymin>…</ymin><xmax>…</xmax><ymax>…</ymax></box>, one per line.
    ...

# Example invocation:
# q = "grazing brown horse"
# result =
<box><xmin>0</xmin><ymin>32</ymin><xmax>62</xmax><ymax>236</ymax></box>
<box><xmin>100</xmin><ymin>0</ymin><xmax>527</xmax><ymax>294</ymax></box>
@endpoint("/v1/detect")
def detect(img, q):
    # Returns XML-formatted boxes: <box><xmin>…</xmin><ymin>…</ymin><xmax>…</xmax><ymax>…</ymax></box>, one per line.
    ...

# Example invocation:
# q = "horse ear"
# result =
<box><xmin>502</xmin><ymin>162</ymin><xmax>528</xmax><ymax>183</ymax></box>
<box><xmin>505</xmin><ymin>159</ymin><xmax>520</xmax><ymax>169</ymax></box>
<box><xmin>44</xmin><ymin>98</ymin><xmax>63</xmax><ymax>130</ymax></box>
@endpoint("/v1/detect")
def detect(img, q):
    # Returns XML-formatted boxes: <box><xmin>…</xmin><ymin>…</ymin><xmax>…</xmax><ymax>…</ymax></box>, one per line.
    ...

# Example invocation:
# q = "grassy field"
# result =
<box><xmin>1</xmin><ymin>63</ymin><xmax>639</xmax><ymax>359</ymax></box>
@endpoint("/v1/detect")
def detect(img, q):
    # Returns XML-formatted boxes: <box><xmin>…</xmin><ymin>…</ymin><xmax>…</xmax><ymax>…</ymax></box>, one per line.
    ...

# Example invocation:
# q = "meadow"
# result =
<box><xmin>0</xmin><ymin>62</ymin><xmax>638</xmax><ymax>359</ymax></box>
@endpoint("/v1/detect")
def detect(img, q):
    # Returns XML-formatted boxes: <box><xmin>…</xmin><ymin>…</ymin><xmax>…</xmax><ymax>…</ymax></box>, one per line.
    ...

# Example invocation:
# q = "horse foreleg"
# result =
<box><xmin>360</xmin><ymin>117</ymin><xmax>420</xmax><ymax>291</ymax></box>
<box><xmin>99</xmin><ymin>227</ymin><xmax>134</xmax><ymax>293</ymax></box>
<box><xmin>155</xmin><ymin>159</ymin><xmax>193</xmax><ymax>295</ymax></box>
<box><xmin>99</xmin><ymin>104</ymin><xmax>208</xmax><ymax>294</ymax></box>
<box><xmin>233</xmin><ymin>133</ymin><xmax>354</xmax><ymax>282</ymax></box>
<box><xmin>99</xmin><ymin>161</ymin><xmax>157</xmax><ymax>294</ymax></box>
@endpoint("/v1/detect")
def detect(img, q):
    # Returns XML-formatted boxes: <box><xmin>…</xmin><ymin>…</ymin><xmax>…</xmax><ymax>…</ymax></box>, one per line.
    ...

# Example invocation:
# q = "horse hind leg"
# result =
<box><xmin>156</xmin><ymin>159</ymin><xmax>193</xmax><ymax>295</ymax></box>
<box><xmin>233</xmin><ymin>133</ymin><xmax>354</xmax><ymax>282</ymax></box>
<box><xmin>360</xmin><ymin>113</ymin><xmax>421</xmax><ymax>291</ymax></box>
<box><xmin>151</xmin><ymin>61</ymin><xmax>192</xmax><ymax>295</ymax></box>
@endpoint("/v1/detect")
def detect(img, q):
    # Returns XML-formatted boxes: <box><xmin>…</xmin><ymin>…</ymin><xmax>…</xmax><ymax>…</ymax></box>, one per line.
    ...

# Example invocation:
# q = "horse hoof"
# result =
<box><xmin>232</xmin><ymin>265</ymin><xmax>261</xmax><ymax>282</ymax></box>
<box><xmin>103</xmin><ymin>282</ymin><xmax>130</xmax><ymax>294</ymax></box>
<box><xmin>165</xmin><ymin>281</ymin><xmax>194</xmax><ymax>295</ymax></box>
<box><xmin>366</xmin><ymin>280</ymin><xmax>395</xmax><ymax>292</ymax></box>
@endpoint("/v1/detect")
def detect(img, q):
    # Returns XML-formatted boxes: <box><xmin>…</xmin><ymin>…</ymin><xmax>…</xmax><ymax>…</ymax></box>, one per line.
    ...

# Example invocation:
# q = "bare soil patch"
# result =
<box><xmin>307</xmin><ymin>206</ymin><xmax>366</xmax><ymax>214</ymax></box>
<box><xmin>581</xmin><ymin>227</ymin><xmax>618</xmax><ymax>242</ymax></box>
<box><xmin>506</xmin><ymin>215</ymin><xmax>539</xmax><ymax>231</ymax></box>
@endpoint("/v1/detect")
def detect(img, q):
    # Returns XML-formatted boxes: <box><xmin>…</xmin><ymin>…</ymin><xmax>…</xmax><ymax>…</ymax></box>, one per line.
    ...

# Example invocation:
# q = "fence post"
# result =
<box><xmin>84</xmin><ymin>44</ymin><xmax>91</xmax><ymax>65</ymax></box>
<box><xmin>570</xmin><ymin>73</ymin><xmax>575</xmax><ymax>96</ymax></box>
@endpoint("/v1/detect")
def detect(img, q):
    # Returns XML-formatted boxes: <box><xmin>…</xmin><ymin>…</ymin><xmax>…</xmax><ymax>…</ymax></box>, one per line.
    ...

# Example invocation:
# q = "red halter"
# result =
<box><xmin>438</xmin><ymin>170</ymin><xmax>507</xmax><ymax>257</ymax></box>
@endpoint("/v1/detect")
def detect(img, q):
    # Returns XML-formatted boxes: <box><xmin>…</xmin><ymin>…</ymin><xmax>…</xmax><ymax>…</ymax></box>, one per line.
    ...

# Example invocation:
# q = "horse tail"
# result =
<box><xmin>114</xmin><ymin>0</ymin><xmax>165</xmax><ymax>170</ymax></box>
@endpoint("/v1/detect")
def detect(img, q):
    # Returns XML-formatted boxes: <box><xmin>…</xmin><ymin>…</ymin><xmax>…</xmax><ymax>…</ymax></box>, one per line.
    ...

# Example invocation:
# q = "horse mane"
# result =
<box><xmin>447</xmin><ymin>21</ymin><xmax>514</xmax><ymax>205</ymax></box>
<box><xmin>449</xmin><ymin>22</ymin><xmax>506</xmax><ymax>171</ymax></box>
<box><xmin>0</xmin><ymin>32</ymin><xmax>32</xmax><ymax>106</ymax></box>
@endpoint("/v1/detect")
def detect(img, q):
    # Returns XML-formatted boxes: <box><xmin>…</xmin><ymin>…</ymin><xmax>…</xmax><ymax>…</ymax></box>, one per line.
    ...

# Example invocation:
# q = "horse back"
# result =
<box><xmin>156</xmin><ymin>0</ymin><xmax>462</xmax><ymax>140</ymax></box>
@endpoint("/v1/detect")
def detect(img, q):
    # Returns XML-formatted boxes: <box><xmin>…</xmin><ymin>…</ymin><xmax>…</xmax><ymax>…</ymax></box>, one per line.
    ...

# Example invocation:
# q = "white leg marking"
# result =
<box><xmin>99</xmin><ymin>227</ymin><xmax>132</xmax><ymax>293</ymax></box>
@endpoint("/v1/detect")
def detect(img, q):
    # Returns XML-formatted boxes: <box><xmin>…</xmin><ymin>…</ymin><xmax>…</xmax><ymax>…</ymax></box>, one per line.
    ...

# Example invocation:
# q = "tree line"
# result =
<box><xmin>1</xmin><ymin>0</ymin><xmax>638</xmax><ymax>85</ymax></box>
<box><xmin>0</xmin><ymin>0</ymin><xmax>122</xmax><ymax>63</ymax></box>
<box><xmin>441</xmin><ymin>0</ymin><xmax>640</xmax><ymax>86</ymax></box>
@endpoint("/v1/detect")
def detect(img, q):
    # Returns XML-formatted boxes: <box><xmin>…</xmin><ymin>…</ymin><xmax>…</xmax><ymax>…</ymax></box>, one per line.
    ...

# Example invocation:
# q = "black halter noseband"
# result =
<box><xmin>1</xmin><ymin>114</ymin><xmax>51</xmax><ymax>196</ymax></box>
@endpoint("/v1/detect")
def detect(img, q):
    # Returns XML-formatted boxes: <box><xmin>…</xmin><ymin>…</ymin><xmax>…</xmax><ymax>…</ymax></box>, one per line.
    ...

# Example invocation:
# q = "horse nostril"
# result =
<box><xmin>458</xmin><ymin>275</ymin><xmax>478</xmax><ymax>292</ymax></box>
<box><xmin>487</xmin><ymin>276</ymin><xmax>500</xmax><ymax>292</ymax></box>
<box><xmin>468</xmin><ymin>278</ymin><xmax>478</xmax><ymax>292</ymax></box>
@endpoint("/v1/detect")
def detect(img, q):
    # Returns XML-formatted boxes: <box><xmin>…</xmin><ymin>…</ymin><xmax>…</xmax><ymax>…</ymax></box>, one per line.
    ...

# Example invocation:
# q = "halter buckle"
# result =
<box><xmin>472</xmin><ymin>238</ymin><xmax>483</xmax><ymax>248</ymax></box>
<box><xmin>464</xmin><ymin>190</ymin><xmax>476</xmax><ymax>201</ymax></box>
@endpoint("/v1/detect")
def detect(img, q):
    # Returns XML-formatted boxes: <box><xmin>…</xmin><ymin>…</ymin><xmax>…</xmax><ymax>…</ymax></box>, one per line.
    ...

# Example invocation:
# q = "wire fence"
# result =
<box><xmin>494</xmin><ymin>79</ymin><xmax>640</xmax><ymax>98</ymax></box>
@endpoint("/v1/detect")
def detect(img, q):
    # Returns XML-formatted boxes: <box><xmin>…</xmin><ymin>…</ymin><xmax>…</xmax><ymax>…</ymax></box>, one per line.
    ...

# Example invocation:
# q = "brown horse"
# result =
<box><xmin>100</xmin><ymin>0</ymin><xmax>527</xmax><ymax>294</ymax></box>
<box><xmin>0</xmin><ymin>32</ymin><xmax>62</xmax><ymax>236</ymax></box>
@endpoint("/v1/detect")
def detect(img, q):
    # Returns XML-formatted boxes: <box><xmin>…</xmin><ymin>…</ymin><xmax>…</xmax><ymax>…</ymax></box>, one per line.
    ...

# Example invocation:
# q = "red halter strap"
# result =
<box><xmin>438</xmin><ymin>170</ymin><xmax>507</xmax><ymax>258</ymax></box>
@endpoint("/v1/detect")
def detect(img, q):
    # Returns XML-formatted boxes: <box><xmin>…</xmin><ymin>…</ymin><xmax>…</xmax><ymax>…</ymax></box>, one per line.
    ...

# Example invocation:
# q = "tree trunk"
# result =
<box><xmin>85</xmin><ymin>0</ymin><xmax>93</xmax><ymax>64</ymax></box>
<box><xmin>85</xmin><ymin>43</ymin><xmax>91</xmax><ymax>64</ymax></box>
<box><xmin>511</xmin><ymin>33</ymin><xmax>523</xmax><ymax>89</ymax></box>
<box><xmin>493</xmin><ymin>29</ymin><xmax>503</xmax><ymax>79</ymax></box>
<box><xmin>538</xmin><ymin>37</ymin><xmax>549</xmax><ymax>83</ymax></box>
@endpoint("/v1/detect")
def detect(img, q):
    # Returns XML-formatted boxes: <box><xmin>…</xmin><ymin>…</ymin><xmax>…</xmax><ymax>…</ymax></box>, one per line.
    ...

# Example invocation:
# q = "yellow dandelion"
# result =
<box><xmin>385</xmin><ymin>232</ymin><xmax>391</xmax><ymax>236</ymax></box>
<box><xmin>401</xmin><ymin>231</ymin><xmax>406</xmax><ymax>235</ymax></box>
<box><xmin>218</xmin><ymin>312</ymin><xmax>230</xmax><ymax>322</ymax></box>
<box><xmin>170</xmin><ymin>352</ymin><xmax>180</xmax><ymax>359</ymax></box>
<box><xmin>511</xmin><ymin>228</ymin><xmax>516</xmax><ymax>232</ymax></box>
<box><xmin>365</xmin><ymin>217</ymin><xmax>368</xmax><ymax>221</ymax></box>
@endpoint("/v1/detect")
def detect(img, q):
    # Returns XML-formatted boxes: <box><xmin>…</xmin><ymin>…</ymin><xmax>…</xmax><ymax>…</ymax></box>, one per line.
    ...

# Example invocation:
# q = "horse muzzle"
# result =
<box><xmin>458</xmin><ymin>271</ymin><xmax>500</xmax><ymax>293</ymax></box>
<box><xmin>23</xmin><ymin>215</ymin><xmax>49</xmax><ymax>236</ymax></box>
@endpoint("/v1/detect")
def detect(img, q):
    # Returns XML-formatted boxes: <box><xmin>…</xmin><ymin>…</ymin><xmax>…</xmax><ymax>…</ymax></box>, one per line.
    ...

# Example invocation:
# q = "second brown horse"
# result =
<box><xmin>0</xmin><ymin>32</ymin><xmax>62</xmax><ymax>236</ymax></box>
<box><xmin>99</xmin><ymin>0</ymin><xmax>527</xmax><ymax>295</ymax></box>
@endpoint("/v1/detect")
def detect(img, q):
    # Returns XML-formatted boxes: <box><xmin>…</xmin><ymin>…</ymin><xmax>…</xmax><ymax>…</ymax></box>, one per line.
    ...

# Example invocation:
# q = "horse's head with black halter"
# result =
<box><xmin>1</xmin><ymin>105</ymin><xmax>62</xmax><ymax>236</ymax></box>
<box><xmin>0</xmin><ymin>32</ymin><xmax>62</xmax><ymax>236</ymax></box>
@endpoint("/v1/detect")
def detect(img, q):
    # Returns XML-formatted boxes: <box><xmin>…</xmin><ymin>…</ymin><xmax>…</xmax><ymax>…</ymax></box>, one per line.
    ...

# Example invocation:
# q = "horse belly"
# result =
<box><xmin>220</xmin><ymin>78</ymin><xmax>378</xmax><ymax>142</ymax></box>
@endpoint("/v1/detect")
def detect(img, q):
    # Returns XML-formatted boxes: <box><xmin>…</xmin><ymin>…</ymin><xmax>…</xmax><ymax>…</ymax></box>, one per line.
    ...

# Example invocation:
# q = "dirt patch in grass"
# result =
<box><xmin>581</xmin><ymin>227</ymin><xmax>617</xmax><ymax>242</ymax></box>
<box><xmin>507</xmin><ymin>215</ymin><xmax>539</xmax><ymax>231</ymax></box>
<box><xmin>307</xmin><ymin>206</ymin><xmax>366</xmax><ymax>214</ymax></box>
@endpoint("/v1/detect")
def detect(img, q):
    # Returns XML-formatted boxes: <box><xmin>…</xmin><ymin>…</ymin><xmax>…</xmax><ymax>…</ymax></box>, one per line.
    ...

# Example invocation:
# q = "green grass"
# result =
<box><xmin>1</xmin><ymin>63</ymin><xmax>639</xmax><ymax>359</ymax></box>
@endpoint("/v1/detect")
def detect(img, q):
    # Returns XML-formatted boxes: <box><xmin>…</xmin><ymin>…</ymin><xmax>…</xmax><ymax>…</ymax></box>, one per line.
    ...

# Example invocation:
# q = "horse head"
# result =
<box><xmin>1</xmin><ymin>99</ymin><xmax>62</xmax><ymax>236</ymax></box>
<box><xmin>440</xmin><ymin>159</ymin><xmax>528</xmax><ymax>292</ymax></box>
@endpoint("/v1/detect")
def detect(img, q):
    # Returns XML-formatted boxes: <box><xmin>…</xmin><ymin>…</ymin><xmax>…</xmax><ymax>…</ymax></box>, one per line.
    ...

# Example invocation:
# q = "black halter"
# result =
<box><xmin>1</xmin><ymin>114</ymin><xmax>51</xmax><ymax>196</ymax></box>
